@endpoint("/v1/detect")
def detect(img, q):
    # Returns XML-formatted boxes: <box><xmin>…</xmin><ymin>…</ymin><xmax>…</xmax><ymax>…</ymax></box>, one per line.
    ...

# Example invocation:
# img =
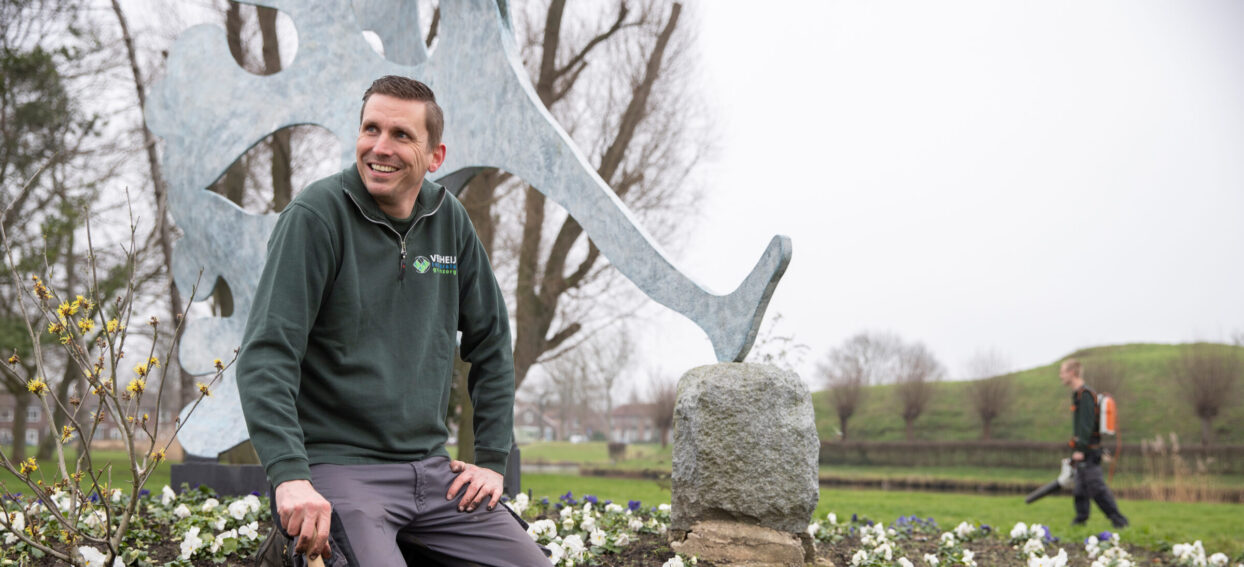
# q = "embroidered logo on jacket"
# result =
<box><xmin>415</xmin><ymin>254</ymin><xmax>457</xmax><ymax>276</ymax></box>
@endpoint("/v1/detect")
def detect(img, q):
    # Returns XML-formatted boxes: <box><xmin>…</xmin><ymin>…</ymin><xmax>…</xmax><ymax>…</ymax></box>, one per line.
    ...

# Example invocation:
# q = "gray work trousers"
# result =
<box><xmin>307</xmin><ymin>456</ymin><xmax>549</xmax><ymax>566</ymax></box>
<box><xmin>1072</xmin><ymin>460</ymin><xmax>1126</xmax><ymax>523</ymax></box>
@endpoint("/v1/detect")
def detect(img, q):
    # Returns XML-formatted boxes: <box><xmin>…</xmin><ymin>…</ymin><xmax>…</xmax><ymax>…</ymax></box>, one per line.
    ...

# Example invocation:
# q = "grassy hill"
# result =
<box><xmin>812</xmin><ymin>343</ymin><xmax>1244</xmax><ymax>445</ymax></box>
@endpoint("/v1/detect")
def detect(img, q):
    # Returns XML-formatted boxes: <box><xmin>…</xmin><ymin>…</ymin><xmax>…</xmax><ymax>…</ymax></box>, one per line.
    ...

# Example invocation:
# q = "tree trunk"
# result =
<box><xmin>10</xmin><ymin>392</ymin><xmax>30</xmax><ymax>462</ymax></box>
<box><xmin>1200</xmin><ymin>416</ymin><xmax>1214</xmax><ymax>447</ymax></box>
<box><xmin>838</xmin><ymin>414</ymin><xmax>849</xmax><ymax>442</ymax></box>
<box><xmin>257</xmin><ymin>6</ymin><xmax>292</xmax><ymax>211</ymax></box>
<box><xmin>905</xmin><ymin>418</ymin><xmax>915</xmax><ymax>442</ymax></box>
<box><xmin>109</xmin><ymin>0</ymin><xmax>193</xmax><ymax>408</ymax></box>
<box><xmin>981</xmin><ymin>418</ymin><xmax>993</xmax><ymax>441</ymax></box>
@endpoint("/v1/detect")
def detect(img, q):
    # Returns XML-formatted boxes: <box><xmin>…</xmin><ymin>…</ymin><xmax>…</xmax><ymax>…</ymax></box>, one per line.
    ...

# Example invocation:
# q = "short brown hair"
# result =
<box><xmin>360</xmin><ymin>75</ymin><xmax>444</xmax><ymax>148</ymax></box>
<box><xmin>1061</xmin><ymin>358</ymin><xmax>1082</xmax><ymax>377</ymax></box>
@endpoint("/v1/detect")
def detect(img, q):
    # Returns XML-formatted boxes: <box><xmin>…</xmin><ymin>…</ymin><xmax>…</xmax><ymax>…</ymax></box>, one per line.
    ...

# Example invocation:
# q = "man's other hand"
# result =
<box><xmin>1072</xmin><ymin>451</ymin><xmax>1085</xmax><ymax>462</ymax></box>
<box><xmin>275</xmin><ymin>480</ymin><xmax>332</xmax><ymax>559</ymax></box>
<box><xmin>447</xmin><ymin>460</ymin><xmax>504</xmax><ymax>512</ymax></box>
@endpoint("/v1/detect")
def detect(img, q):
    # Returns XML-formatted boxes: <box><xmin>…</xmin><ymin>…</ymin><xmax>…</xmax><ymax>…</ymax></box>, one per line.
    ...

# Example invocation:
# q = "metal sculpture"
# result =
<box><xmin>147</xmin><ymin>0</ymin><xmax>792</xmax><ymax>458</ymax></box>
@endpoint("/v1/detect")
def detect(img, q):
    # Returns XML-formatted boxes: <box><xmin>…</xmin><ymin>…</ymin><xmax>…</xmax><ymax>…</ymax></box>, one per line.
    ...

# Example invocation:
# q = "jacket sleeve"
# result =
<box><xmin>455</xmin><ymin>215</ymin><xmax>514</xmax><ymax>476</ymax></box>
<box><xmin>1071</xmin><ymin>390</ymin><xmax>1098</xmax><ymax>453</ymax></box>
<box><xmin>236</xmin><ymin>203</ymin><xmax>338</xmax><ymax>487</ymax></box>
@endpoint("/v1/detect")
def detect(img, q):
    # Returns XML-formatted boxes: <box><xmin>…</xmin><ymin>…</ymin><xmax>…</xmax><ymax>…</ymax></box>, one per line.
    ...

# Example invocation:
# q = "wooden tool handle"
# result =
<box><xmin>302</xmin><ymin>526</ymin><xmax>326</xmax><ymax>567</ymax></box>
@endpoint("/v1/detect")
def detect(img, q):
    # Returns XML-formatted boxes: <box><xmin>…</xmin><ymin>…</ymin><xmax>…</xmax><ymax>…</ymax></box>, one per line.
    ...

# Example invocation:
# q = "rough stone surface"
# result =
<box><xmin>146</xmin><ymin>0</ymin><xmax>792</xmax><ymax>458</ymax></box>
<box><xmin>671</xmin><ymin>363</ymin><xmax>819</xmax><ymax>537</ymax></box>
<box><xmin>670</xmin><ymin>520</ymin><xmax>805</xmax><ymax>567</ymax></box>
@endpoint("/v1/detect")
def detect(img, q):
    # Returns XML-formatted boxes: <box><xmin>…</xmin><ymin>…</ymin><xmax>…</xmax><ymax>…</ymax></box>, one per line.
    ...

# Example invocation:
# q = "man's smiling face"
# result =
<box><xmin>355</xmin><ymin>93</ymin><xmax>446</xmax><ymax>218</ymax></box>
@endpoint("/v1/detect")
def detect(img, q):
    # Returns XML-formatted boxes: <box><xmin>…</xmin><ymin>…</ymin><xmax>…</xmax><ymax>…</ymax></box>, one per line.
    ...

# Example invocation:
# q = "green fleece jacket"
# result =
<box><xmin>237</xmin><ymin>166</ymin><xmax>514</xmax><ymax>487</ymax></box>
<box><xmin>1070</xmin><ymin>386</ymin><xmax>1101</xmax><ymax>457</ymax></box>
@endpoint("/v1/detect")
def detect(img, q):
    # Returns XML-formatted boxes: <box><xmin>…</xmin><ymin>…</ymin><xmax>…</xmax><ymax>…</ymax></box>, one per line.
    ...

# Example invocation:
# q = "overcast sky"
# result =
<box><xmin>637</xmin><ymin>0</ymin><xmax>1244</xmax><ymax>385</ymax></box>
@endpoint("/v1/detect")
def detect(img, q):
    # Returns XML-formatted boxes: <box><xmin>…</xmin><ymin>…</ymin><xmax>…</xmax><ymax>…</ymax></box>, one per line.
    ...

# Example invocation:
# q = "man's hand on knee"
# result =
<box><xmin>275</xmin><ymin>479</ymin><xmax>332</xmax><ymax>558</ymax></box>
<box><xmin>447</xmin><ymin>459</ymin><xmax>503</xmax><ymax>513</ymax></box>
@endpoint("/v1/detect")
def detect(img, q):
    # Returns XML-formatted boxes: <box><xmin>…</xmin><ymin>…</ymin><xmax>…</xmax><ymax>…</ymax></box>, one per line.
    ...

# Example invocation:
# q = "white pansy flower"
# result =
<box><xmin>110</xmin><ymin>489</ymin><xmax>123</xmax><ymax>503</ymax></box>
<box><xmin>580</xmin><ymin>515</ymin><xmax>595</xmax><ymax>532</ymax></box>
<box><xmin>940</xmin><ymin>532</ymin><xmax>956</xmax><ymax>546</ymax></box>
<box><xmin>604</xmin><ymin>503</ymin><xmax>622</xmax><ymax>514</ymax></box>
<box><xmin>562</xmin><ymin>534</ymin><xmax>586</xmax><ymax>560</ymax></box>
<box><xmin>658</xmin><ymin>503</ymin><xmax>671</xmax><ymax>513</ymax></box>
<box><xmin>582</xmin><ymin>501</ymin><xmax>592</xmax><ymax>514</ymax></box>
<box><xmin>78</xmin><ymin>546</ymin><xmax>108</xmax><ymax>567</ymax></box>
<box><xmin>614</xmin><ymin>532</ymin><xmax>630</xmax><ymax>547</ymax></box>
<box><xmin>1210</xmin><ymin>553</ymin><xmax>1230</xmax><ymax>567</ymax></box>
<box><xmin>924</xmin><ymin>553</ymin><xmax>940</xmax><ymax>566</ymax></box>
<box><xmin>898</xmin><ymin>558</ymin><xmax>915</xmax><ymax>567</ymax></box>
<box><xmin>213</xmin><ymin>516</ymin><xmax>227</xmax><ymax>531</ymax></box>
<box><xmin>51</xmin><ymin>489</ymin><xmax>72</xmax><ymax>513</ymax></box>
<box><xmin>589</xmin><ymin>528</ymin><xmax>607</xmax><ymax>547</ymax></box>
<box><xmin>173</xmin><ymin>503</ymin><xmax>191</xmax><ymax>519</ymax></box>
<box><xmin>807</xmin><ymin>523</ymin><xmax>820</xmax><ymax>538</ymax></box>
<box><xmin>228</xmin><ymin>499</ymin><xmax>251</xmax><ymax>520</ymax></box>
<box><xmin>546</xmin><ymin>541</ymin><xmax>564</xmax><ymax>565</ymax></box>
<box><xmin>179</xmin><ymin>526</ymin><xmax>204</xmax><ymax>560</ymax></box>
<box><xmin>827</xmin><ymin>512</ymin><xmax>838</xmax><ymax>525</ymax></box>
<box><xmin>210</xmin><ymin>529</ymin><xmax>238</xmax><ymax>553</ymax></box>
<box><xmin>1011</xmin><ymin>522</ymin><xmax>1029</xmax><ymax>540</ymax></box>
<box><xmin>201</xmin><ymin>497</ymin><xmax>219</xmax><ymax>512</ymax></box>
<box><xmin>560</xmin><ymin>506</ymin><xmax>574</xmax><ymax>519</ymax></box>
<box><xmin>161</xmin><ymin>485</ymin><xmax>177</xmax><ymax>506</ymax></box>
<box><xmin>562</xmin><ymin>516</ymin><xmax>575</xmax><ymax>531</ymax></box>
<box><xmin>628</xmin><ymin>517</ymin><xmax>644</xmax><ymax>532</ymax></box>
<box><xmin>83</xmin><ymin>510</ymin><xmax>108</xmax><ymax>529</ymax></box>
<box><xmin>1023</xmin><ymin>538</ymin><xmax>1045</xmax><ymax>557</ymax></box>
<box><xmin>240</xmin><ymin>521</ymin><xmax>260</xmax><ymax>541</ymax></box>
<box><xmin>662</xmin><ymin>556</ymin><xmax>685</xmax><ymax>567</ymax></box>
<box><xmin>954</xmin><ymin>521</ymin><xmax>975</xmax><ymax>540</ymax></box>
<box><xmin>851</xmin><ymin>549</ymin><xmax>868</xmax><ymax>566</ymax></box>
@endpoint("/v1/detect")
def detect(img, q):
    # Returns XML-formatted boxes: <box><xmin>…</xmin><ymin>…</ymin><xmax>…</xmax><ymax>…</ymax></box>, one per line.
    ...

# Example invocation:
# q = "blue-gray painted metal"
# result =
<box><xmin>146</xmin><ymin>0</ymin><xmax>792</xmax><ymax>458</ymax></box>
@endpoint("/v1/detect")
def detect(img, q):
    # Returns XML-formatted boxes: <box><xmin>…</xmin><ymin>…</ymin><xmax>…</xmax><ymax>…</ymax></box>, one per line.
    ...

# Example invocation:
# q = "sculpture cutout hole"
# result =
<box><xmin>210</xmin><ymin>276</ymin><xmax>234</xmax><ymax>318</ymax></box>
<box><xmin>220</xmin><ymin>4</ymin><xmax>298</xmax><ymax>77</ymax></box>
<box><xmin>354</xmin><ymin>1</ymin><xmax>438</xmax><ymax>65</ymax></box>
<box><xmin>362</xmin><ymin>30</ymin><xmax>386</xmax><ymax>58</ymax></box>
<box><xmin>207</xmin><ymin>124</ymin><xmax>341</xmax><ymax>215</ymax></box>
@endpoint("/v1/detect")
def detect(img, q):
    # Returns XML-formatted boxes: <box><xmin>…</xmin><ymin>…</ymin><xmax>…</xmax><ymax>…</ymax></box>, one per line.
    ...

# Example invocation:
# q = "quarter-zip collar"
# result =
<box><xmin>340</xmin><ymin>166</ymin><xmax>447</xmax><ymax>281</ymax></box>
<box><xmin>340</xmin><ymin>165</ymin><xmax>447</xmax><ymax>231</ymax></box>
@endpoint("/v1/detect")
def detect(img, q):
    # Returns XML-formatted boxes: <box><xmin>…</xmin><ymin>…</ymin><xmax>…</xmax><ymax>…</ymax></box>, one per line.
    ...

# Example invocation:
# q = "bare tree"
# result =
<box><xmin>589</xmin><ymin>331</ymin><xmax>633</xmax><ymax>442</ymax></box>
<box><xmin>1170</xmin><ymin>343</ymin><xmax>1241</xmax><ymax>447</ymax></box>
<box><xmin>816</xmin><ymin>332</ymin><xmax>901</xmax><ymax>441</ymax></box>
<box><xmin>1</xmin><ymin>0</ymin><xmax>122</xmax><ymax>461</ymax></box>
<box><xmin>648</xmin><ymin>374</ymin><xmax>677</xmax><ymax>447</ymax></box>
<box><xmin>894</xmin><ymin>342</ymin><xmax>943</xmax><ymax>441</ymax></box>
<box><xmin>747</xmin><ymin>312</ymin><xmax>810</xmax><ymax>373</ymax></box>
<box><xmin>463</xmin><ymin>0</ymin><xmax>711</xmax><ymax>393</ymax></box>
<box><xmin>963</xmin><ymin>349</ymin><xmax>1013</xmax><ymax>440</ymax></box>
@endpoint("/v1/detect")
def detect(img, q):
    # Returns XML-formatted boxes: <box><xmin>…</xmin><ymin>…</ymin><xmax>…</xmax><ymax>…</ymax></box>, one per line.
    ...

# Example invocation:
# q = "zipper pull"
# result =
<box><xmin>399</xmin><ymin>239</ymin><xmax>407</xmax><ymax>281</ymax></box>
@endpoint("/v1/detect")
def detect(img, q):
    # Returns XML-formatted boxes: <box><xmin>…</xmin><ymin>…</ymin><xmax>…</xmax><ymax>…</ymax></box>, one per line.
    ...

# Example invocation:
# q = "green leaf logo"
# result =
<box><xmin>413</xmin><ymin>256</ymin><xmax>431</xmax><ymax>274</ymax></box>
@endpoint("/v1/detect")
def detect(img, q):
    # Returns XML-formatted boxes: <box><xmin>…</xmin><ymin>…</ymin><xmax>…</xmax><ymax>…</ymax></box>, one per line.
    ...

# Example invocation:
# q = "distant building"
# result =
<box><xmin>0</xmin><ymin>392</ymin><xmax>175</xmax><ymax>448</ymax></box>
<box><xmin>514</xmin><ymin>403</ymin><xmax>558</xmax><ymax>444</ymax></box>
<box><xmin>610</xmin><ymin>403</ymin><xmax>658</xmax><ymax>443</ymax></box>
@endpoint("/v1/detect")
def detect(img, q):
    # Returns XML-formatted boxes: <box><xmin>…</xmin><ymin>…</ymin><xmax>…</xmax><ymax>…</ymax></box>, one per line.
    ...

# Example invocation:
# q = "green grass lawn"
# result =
<box><xmin>5</xmin><ymin>446</ymin><xmax>1238</xmax><ymax>557</ymax></box>
<box><xmin>521</xmin><ymin>473</ymin><xmax>1242</xmax><ymax>557</ymax></box>
<box><xmin>0</xmin><ymin>448</ymin><xmax>171</xmax><ymax>496</ymax></box>
<box><xmin>519</xmin><ymin>441</ymin><xmax>673</xmax><ymax>470</ymax></box>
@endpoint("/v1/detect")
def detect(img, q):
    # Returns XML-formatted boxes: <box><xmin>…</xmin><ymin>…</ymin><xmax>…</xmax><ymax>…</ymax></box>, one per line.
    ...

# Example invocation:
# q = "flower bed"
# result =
<box><xmin>3</xmin><ymin>487</ymin><xmax>1243</xmax><ymax>566</ymax></box>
